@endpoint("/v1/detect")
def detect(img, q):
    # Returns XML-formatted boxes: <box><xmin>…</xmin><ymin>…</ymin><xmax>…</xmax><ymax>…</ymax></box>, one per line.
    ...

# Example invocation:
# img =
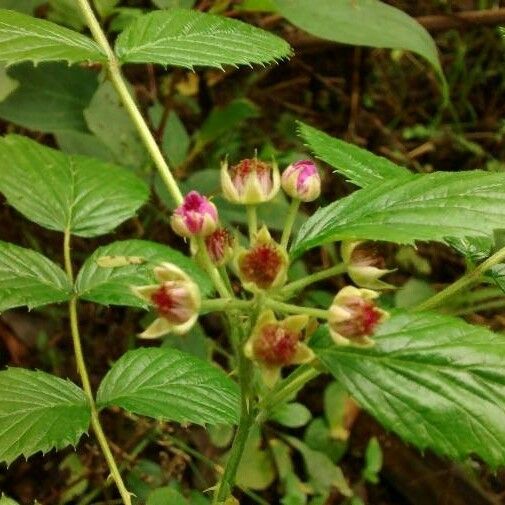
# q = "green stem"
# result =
<box><xmin>64</xmin><ymin>230</ymin><xmax>132</xmax><ymax>505</ymax></box>
<box><xmin>450</xmin><ymin>298</ymin><xmax>505</xmax><ymax>316</ymax></box>
<box><xmin>414</xmin><ymin>245</ymin><xmax>505</xmax><ymax>312</ymax></box>
<box><xmin>257</xmin><ymin>364</ymin><xmax>320</xmax><ymax>422</ymax></box>
<box><xmin>447</xmin><ymin>286</ymin><xmax>504</xmax><ymax>306</ymax></box>
<box><xmin>280</xmin><ymin>263</ymin><xmax>347</xmax><ymax>297</ymax></box>
<box><xmin>246</xmin><ymin>205</ymin><xmax>258</xmax><ymax>241</ymax></box>
<box><xmin>264</xmin><ymin>298</ymin><xmax>329</xmax><ymax>319</ymax></box>
<box><xmin>76</xmin><ymin>0</ymin><xmax>183</xmax><ymax>207</ymax></box>
<box><xmin>201</xmin><ymin>298</ymin><xmax>253</xmax><ymax>313</ymax></box>
<box><xmin>196</xmin><ymin>236</ymin><xmax>232</xmax><ymax>298</ymax></box>
<box><xmin>280</xmin><ymin>198</ymin><xmax>300</xmax><ymax>250</ymax></box>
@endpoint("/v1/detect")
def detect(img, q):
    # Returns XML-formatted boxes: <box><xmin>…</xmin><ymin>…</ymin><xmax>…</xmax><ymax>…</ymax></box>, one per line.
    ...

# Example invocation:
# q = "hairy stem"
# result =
<box><xmin>264</xmin><ymin>298</ymin><xmax>329</xmax><ymax>319</ymax></box>
<box><xmin>280</xmin><ymin>262</ymin><xmax>347</xmax><ymax>297</ymax></box>
<box><xmin>196</xmin><ymin>236</ymin><xmax>232</xmax><ymax>298</ymax></box>
<box><xmin>64</xmin><ymin>230</ymin><xmax>132</xmax><ymax>505</ymax></box>
<box><xmin>280</xmin><ymin>198</ymin><xmax>300</xmax><ymax>250</ymax></box>
<box><xmin>76</xmin><ymin>0</ymin><xmax>183</xmax><ymax>207</ymax></box>
<box><xmin>414</xmin><ymin>245</ymin><xmax>505</xmax><ymax>312</ymax></box>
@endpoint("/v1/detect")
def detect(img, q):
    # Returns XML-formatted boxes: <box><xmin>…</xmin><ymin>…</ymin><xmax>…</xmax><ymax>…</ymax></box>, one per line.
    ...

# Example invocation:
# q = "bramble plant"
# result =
<box><xmin>1</xmin><ymin>2</ymin><xmax>505</xmax><ymax>505</ymax></box>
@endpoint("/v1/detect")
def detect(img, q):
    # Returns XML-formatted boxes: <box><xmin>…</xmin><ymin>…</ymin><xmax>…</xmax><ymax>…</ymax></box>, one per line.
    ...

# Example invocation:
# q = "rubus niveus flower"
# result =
<box><xmin>205</xmin><ymin>227</ymin><xmax>235</xmax><ymax>267</ymax></box>
<box><xmin>341</xmin><ymin>241</ymin><xmax>393</xmax><ymax>290</ymax></box>
<box><xmin>171</xmin><ymin>190</ymin><xmax>218</xmax><ymax>238</ymax></box>
<box><xmin>244</xmin><ymin>310</ymin><xmax>314</xmax><ymax>387</ymax></box>
<box><xmin>328</xmin><ymin>286</ymin><xmax>388</xmax><ymax>346</ymax></box>
<box><xmin>236</xmin><ymin>226</ymin><xmax>288</xmax><ymax>292</ymax></box>
<box><xmin>132</xmin><ymin>263</ymin><xmax>201</xmax><ymax>339</ymax></box>
<box><xmin>281</xmin><ymin>159</ymin><xmax>321</xmax><ymax>202</ymax></box>
<box><xmin>221</xmin><ymin>157</ymin><xmax>280</xmax><ymax>204</ymax></box>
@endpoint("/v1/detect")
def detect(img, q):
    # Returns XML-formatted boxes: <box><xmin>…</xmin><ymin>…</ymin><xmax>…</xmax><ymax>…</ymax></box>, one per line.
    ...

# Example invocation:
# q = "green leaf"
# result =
<box><xmin>311</xmin><ymin>312</ymin><xmax>505</xmax><ymax>468</ymax></box>
<box><xmin>84</xmin><ymin>81</ymin><xmax>147</xmax><ymax>170</ymax></box>
<box><xmin>147</xmin><ymin>487</ymin><xmax>188</xmax><ymax>505</ymax></box>
<box><xmin>445</xmin><ymin>236</ymin><xmax>493</xmax><ymax>264</ymax></box>
<box><xmin>47</xmin><ymin>0</ymin><xmax>85</xmax><ymax>30</ymax></box>
<box><xmin>0</xmin><ymin>63</ymin><xmax>98</xmax><ymax>133</ymax></box>
<box><xmin>270</xmin><ymin>402</ymin><xmax>312</xmax><ymax>428</ymax></box>
<box><xmin>94</xmin><ymin>0</ymin><xmax>120</xmax><ymax>18</ymax></box>
<box><xmin>273</xmin><ymin>0</ymin><xmax>444</xmax><ymax>90</ymax></box>
<box><xmin>0</xmin><ymin>368</ymin><xmax>91</xmax><ymax>465</ymax></box>
<box><xmin>291</xmin><ymin>171</ymin><xmax>505</xmax><ymax>256</ymax></box>
<box><xmin>115</xmin><ymin>9</ymin><xmax>292</xmax><ymax>68</ymax></box>
<box><xmin>0</xmin><ymin>0</ymin><xmax>44</xmax><ymax>14</ymax></box>
<box><xmin>0</xmin><ymin>135</ymin><xmax>149</xmax><ymax>237</ymax></box>
<box><xmin>55</xmin><ymin>130</ymin><xmax>116</xmax><ymax>163</ymax></box>
<box><xmin>0</xmin><ymin>496</ymin><xmax>20</xmax><ymax>505</ymax></box>
<box><xmin>75</xmin><ymin>239</ymin><xmax>213</xmax><ymax>306</ymax></box>
<box><xmin>152</xmin><ymin>0</ymin><xmax>195</xmax><ymax>8</ymax></box>
<box><xmin>362</xmin><ymin>437</ymin><xmax>382</xmax><ymax>484</ymax></box>
<box><xmin>96</xmin><ymin>347</ymin><xmax>240</xmax><ymax>425</ymax></box>
<box><xmin>0</xmin><ymin>241</ymin><xmax>72</xmax><ymax>312</ymax></box>
<box><xmin>0</xmin><ymin>9</ymin><xmax>105</xmax><ymax>65</ymax></box>
<box><xmin>298</xmin><ymin>122</ymin><xmax>411</xmax><ymax>188</ymax></box>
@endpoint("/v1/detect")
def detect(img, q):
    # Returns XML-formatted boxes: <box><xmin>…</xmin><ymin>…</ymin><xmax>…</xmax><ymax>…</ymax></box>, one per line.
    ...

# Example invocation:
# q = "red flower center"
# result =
<box><xmin>150</xmin><ymin>284</ymin><xmax>190</xmax><ymax>323</ymax></box>
<box><xmin>336</xmin><ymin>298</ymin><xmax>382</xmax><ymax>338</ymax></box>
<box><xmin>239</xmin><ymin>244</ymin><xmax>283</xmax><ymax>288</ymax></box>
<box><xmin>253</xmin><ymin>324</ymin><xmax>299</xmax><ymax>366</ymax></box>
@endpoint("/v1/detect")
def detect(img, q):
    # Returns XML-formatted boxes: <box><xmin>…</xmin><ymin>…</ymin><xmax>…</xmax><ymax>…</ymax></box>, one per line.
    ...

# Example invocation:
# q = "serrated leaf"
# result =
<box><xmin>75</xmin><ymin>239</ymin><xmax>213</xmax><ymax>306</ymax></box>
<box><xmin>273</xmin><ymin>0</ymin><xmax>445</xmax><ymax>92</ymax></box>
<box><xmin>291</xmin><ymin>171</ymin><xmax>505</xmax><ymax>256</ymax></box>
<box><xmin>0</xmin><ymin>135</ymin><xmax>149</xmax><ymax>237</ymax></box>
<box><xmin>115</xmin><ymin>9</ymin><xmax>292</xmax><ymax>68</ymax></box>
<box><xmin>445</xmin><ymin>236</ymin><xmax>493</xmax><ymax>264</ymax></box>
<box><xmin>311</xmin><ymin>312</ymin><xmax>505</xmax><ymax>468</ymax></box>
<box><xmin>0</xmin><ymin>63</ymin><xmax>98</xmax><ymax>133</ymax></box>
<box><xmin>96</xmin><ymin>347</ymin><xmax>240</xmax><ymax>425</ymax></box>
<box><xmin>0</xmin><ymin>9</ymin><xmax>105</xmax><ymax>65</ymax></box>
<box><xmin>0</xmin><ymin>368</ymin><xmax>91</xmax><ymax>465</ymax></box>
<box><xmin>0</xmin><ymin>241</ymin><xmax>72</xmax><ymax>312</ymax></box>
<box><xmin>298</xmin><ymin>122</ymin><xmax>411</xmax><ymax>188</ymax></box>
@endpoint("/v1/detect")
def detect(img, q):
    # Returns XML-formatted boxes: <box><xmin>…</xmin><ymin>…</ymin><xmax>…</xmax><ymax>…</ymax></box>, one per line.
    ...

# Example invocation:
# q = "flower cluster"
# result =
<box><xmin>131</xmin><ymin>153</ymin><xmax>390</xmax><ymax>387</ymax></box>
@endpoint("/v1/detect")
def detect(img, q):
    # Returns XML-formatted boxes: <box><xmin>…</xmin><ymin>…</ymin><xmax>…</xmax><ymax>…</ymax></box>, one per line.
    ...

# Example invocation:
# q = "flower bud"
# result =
<box><xmin>205</xmin><ymin>227</ymin><xmax>235</xmax><ymax>267</ymax></box>
<box><xmin>341</xmin><ymin>241</ymin><xmax>393</xmax><ymax>290</ymax></box>
<box><xmin>281</xmin><ymin>159</ymin><xmax>321</xmax><ymax>202</ymax></box>
<box><xmin>132</xmin><ymin>263</ymin><xmax>201</xmax><ymax>338</ymax></box>
<box><xmin>236</xmin><ymin>226</ymin><xmax>288</xmax><ymax>292</ymax></box>
<box><xmin>221</xmin><ymin>157</ymin><xmax>280</xmax><ymax>204</ymax></box>
<box><xmin>171</xmin><ymin>191</ymin><xmax>218</xmax><ymax>238</ymax></box>
<box><xmin>244</xmin><ymin>310</ymin><xmax>314</xmax><ymax>387</ymax></box>
<box><xmin>328</xmin><ymin>286</ymin><xmax>388</xmax><ymax>347</ymax></box>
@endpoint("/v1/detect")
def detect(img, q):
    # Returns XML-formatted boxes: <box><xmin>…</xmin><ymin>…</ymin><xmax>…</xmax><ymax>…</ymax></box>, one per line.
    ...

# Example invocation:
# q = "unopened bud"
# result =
<box><xmin>205</xmin><ymin>227</ymin><xmax>235</xmax><ymax>267</ymax></box>
<box><xmin>328</xmin><ymin>286</ymin><xmax>388</xmax><ymax>346</ymax></box>
<box><xmin>281</xmin><ymin>159</ymin><xmax>321</xmax><ymax>202</ymax></box>
<box><xmin>244</xmin><ymin>310</ymin><xmax>314</xmax><ymax>387</ymax></box>
<box><xmin>171</xmin><ymin>191</ymin><xmax>218</xmax><ymax>238</ymax></box>
<box><xmin>221</xmin><ymin>157</ymin><xmax>280</xmax><ymax>204</ymax></box>
<box><xmin>132</xmin><ymin>263</ymin><xmax>201</xmax><ymax>338</ymax></box>
<box><xmin>341</xmin><ymin>241</ymin><xmax>393</xmax><ymax>290</ymax></box>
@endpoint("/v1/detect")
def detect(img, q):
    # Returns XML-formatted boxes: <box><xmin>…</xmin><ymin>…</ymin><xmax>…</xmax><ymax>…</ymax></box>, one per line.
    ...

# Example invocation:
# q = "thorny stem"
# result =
<box><xmin>280</xmin><ymin>198</ymin><xmax>300</xmax><ymax>250</ymax></box>
<box><xmin>280</xmin><ymin>262</ymin><xmax>347</xmax><ymax>297</ymax></box>
<box><xmin>247</xmin><ymin>205</ymin><xmax>258</xmax><ymax>241</ymax></box>
<box><xmin>64</xmin><ymin>229</ymin><xmax>132</xmax><ymax>505</ymax></box>
<box><xmin>264</xmin><ymin>298</ymin><xmax>329</xmax><ymax>319</ymax></box>
<box><xmin>76</xmin><ymin>0</ymin><xmax>183</xmax><ymax>207</ymax></box>
<box><xmin>414</xmin><ymin>245</ymin><xmax>505</xmax><ymax>312</ymax></box>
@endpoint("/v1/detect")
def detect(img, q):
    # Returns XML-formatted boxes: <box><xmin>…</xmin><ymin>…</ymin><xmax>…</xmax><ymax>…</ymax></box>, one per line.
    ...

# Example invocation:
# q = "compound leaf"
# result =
<box><xmin>298</xmin><ymin>122</ymin><xmax>411</xmax><ymax>187</ymax></box>
<box><xmin>115</xmin><ymin>8</ymin><xmax>292</xmax><ymax>68</ymax></box>
<box><xmin>0</xmin><ymin>241</ymin><xmax>72</xmax><ymax>312</ymax></box>
<box><xmin>311</xmin><ymin>312</ymin><xmax>505</xmax><ymax>468</ymax></box>
<box><xmin>0</xmin><ymin>135</ymin><xmax>149</xmax><ymax>237</ymax></box>
<box><xmin>97</xmin><ymin>347</ymin><xmax>240</xmax><ymax>425</ymax></box>
<box><xmin>0</xmin><ymin>368</ymin><xmax>90</xmax><ymax>465</ymax></box>
<box><xmin>75</xmin><ymin>239</ymin><xmax>213</xmax><ymax>306</ymax></box>
<box><xmin>292</xmin><ymin>171</ymin><xmax>505</xmax><ymax>256</ymax></box>
<box><xmin>0</xmin><ymin>9</ymin><xmax>105</xmax><ymax>65</ymax></box>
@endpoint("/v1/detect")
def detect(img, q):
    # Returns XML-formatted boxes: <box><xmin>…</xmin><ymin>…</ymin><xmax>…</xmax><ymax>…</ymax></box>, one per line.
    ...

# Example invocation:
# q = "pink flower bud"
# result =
<box><xmin>281</xmin><ymin>159</ymin><xmax>321</xmax><ymax>202</ymax></box>
<box><xmin>328</xmin><ymin>286</ymin><xmax>388</xmax><ymax>346</ymax></box>
<box><xmin>236</xmin><ymin>226</ymin><xmax>288</xmax><ymax>292</ymax></box>
<box><xmin>132</xmin><ymin>263</ymin><xmax>201</xmax><ymax>338</ymax></box>
<box><xmin>244</xmin><ymin>310</ymin><xmax>314</xmax><ymax>387</ymax></box>
<box><xmin>221</xmin><ymin>157</ymin><xmax>280</xmax><ymax>204</ymax></box>
<box><xmin>341</xmin><ymin>241</ymin><xmax>393</xmax><ymax>290</ymax></box>
<box><xmin>171</xmin><ymin>191</ymin><xmax>218</xmax><ymax>238</ymax></box>
<box><xmin>205</xmin><ymin>227</ymin><xmax>235</xmax><ymax>267</ymax></box>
